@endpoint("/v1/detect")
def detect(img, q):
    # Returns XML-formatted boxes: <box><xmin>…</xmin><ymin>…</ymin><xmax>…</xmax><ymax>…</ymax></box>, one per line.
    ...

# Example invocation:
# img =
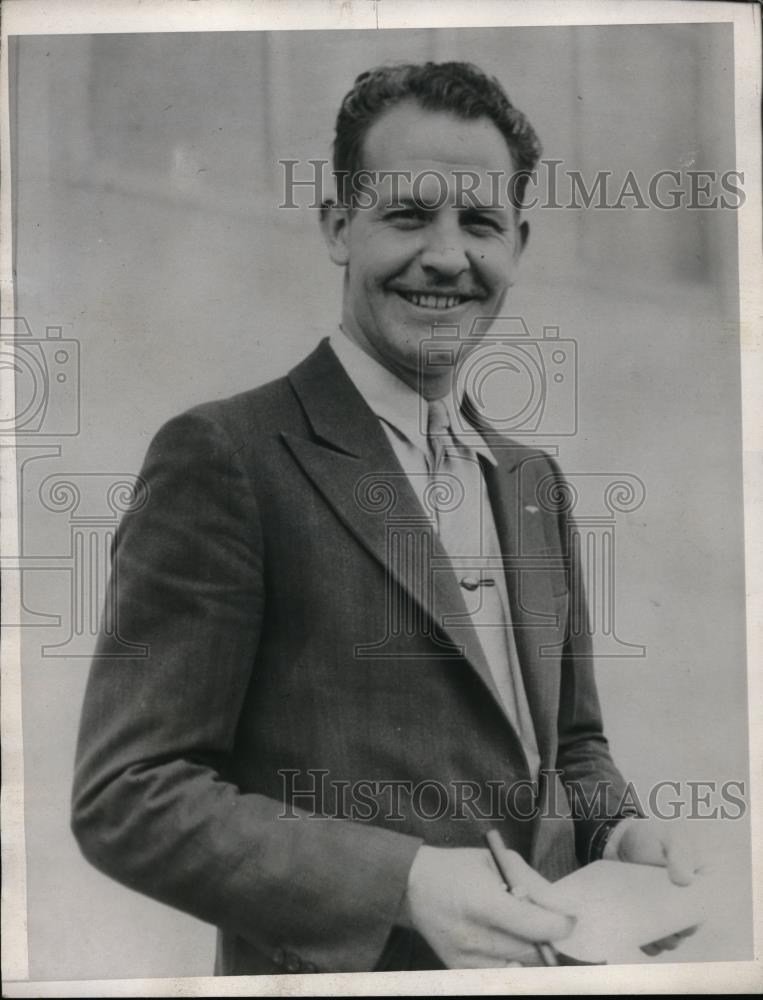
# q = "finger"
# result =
<box><xmin>457</xmin><ymin>948</ymin><xmax>534</xmax><ymax>970</ymax></box>
<box><xmin>494</xmin><ymin>947</ymin><xmax>541</xmax><ymax>968</ymax></box>
<box><xmin>640</xmin><ymin>942</ymin><xmax>662</xmax><ymax>957</ymax></box>
<box><xmin>511</xmin><ymin>947</ymin><xmax>543</xmax><ymax>966</ymax></box>
<box><xmin>523</xmin><ymin>875</ymin><xmax>581</xmax><ymax>918</ymax></box>
<box><xmin>494</xmin><ymin>897</ymin><xmax>576</xmax><ymax>943</ymax></box>
<box><xmin>648</xmin><ymin>933</ymin><xmax>682</xmax><ymax>951</ymax></box>
<box><xmin>665</xmin><ymin>840</ymin><xmax>697</xmax><ymax>886</ymax></box>
<box><xmin>639</xmin><ymin>922</ymin><xmax>699</xmax><ymax>957</ymax></box>
<box><xmin>454</xmin><ymin>951</ymin><xmax>506</xmax><ymax>970</ymax></box>
<box><xmin>459</xmin><ymin>926</ymin><xmax>544</xmax><ymax>969</ymax></box>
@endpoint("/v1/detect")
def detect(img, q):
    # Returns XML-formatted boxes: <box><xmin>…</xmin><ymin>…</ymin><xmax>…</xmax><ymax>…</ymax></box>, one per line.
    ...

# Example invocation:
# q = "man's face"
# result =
<box><xmin>323</xmin><ymin>100</ymin><xmax>528</xmax><ymax>392</ymax></box>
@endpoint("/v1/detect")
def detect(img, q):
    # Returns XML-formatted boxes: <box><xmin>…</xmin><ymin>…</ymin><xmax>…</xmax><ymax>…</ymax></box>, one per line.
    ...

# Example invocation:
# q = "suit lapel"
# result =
<box><xmin>285</xmin><ymin>340</ymin><xmax>516</xmax><ymax>724</ymax></box>
<box><xmin>481</xmin><ymin>447</ymin><xmax>561</xmax><ymax>765</ymax></box>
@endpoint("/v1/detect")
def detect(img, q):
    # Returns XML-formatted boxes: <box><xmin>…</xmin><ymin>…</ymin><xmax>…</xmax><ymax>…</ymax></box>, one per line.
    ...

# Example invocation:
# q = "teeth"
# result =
<box><xmin>401</xmin><ymin>292</ymin><xmax>465</xmax><ymax>309</ymax></box>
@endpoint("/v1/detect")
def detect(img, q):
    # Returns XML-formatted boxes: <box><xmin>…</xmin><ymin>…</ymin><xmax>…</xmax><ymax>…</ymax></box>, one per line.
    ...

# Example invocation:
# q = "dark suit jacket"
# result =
<box><xmin>71</xmin><ymin>338</ymin><xmax>629</xmax><ymax>975</ymax></box>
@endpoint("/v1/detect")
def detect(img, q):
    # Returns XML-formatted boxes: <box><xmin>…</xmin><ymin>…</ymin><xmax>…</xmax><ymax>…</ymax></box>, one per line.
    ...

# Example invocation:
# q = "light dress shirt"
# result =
<box><xmin>330</xmin><ymin>329</ymin><xmax>540</xmax><ymax>781</ymax></box>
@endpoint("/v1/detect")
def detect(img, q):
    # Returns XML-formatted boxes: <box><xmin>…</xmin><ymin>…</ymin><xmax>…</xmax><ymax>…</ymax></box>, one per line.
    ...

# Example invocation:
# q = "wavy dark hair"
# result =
<box><xmin>333</xmin><ymin>61</ymin><xmax>542</xmax><ymax>208</ymax></box>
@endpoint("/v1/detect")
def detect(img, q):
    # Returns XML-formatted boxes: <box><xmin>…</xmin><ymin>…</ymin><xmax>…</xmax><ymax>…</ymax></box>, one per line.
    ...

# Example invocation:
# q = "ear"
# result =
<box><xmin>319</xmin><ymin>199</ymin><xmax>351</xmax><ymax>266</ymax></box>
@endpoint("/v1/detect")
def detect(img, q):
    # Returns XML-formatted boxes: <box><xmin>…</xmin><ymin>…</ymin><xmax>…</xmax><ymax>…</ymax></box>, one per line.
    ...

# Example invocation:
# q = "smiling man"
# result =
<box><xmin>72</xmin><ymin>61</ymin><xmax>700</xmax><ymax>975</ymax></box>
<box><xmin>322</xmin><ymin>98</ymin><xmax>528</xmax><ymax>397</ymax></box>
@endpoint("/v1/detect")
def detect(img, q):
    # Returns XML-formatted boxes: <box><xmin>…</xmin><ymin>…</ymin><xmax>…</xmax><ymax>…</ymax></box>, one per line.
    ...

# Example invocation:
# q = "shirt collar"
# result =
<box><xmin>329</xmin><ymin>329</ymin><xmax>497</xmax><ymax>466</ymax></box>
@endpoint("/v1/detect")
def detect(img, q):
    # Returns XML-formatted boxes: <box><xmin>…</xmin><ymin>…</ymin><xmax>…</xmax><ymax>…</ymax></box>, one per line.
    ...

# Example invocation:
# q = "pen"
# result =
<box><xmin>484</xmin><ymin>828</ymin><xmax>559</xmax><ymax>968</ymax></box>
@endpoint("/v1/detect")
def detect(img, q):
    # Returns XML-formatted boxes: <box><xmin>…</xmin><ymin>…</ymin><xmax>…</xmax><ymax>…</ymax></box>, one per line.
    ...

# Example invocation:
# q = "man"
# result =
<box><xmin>72</xmin><ymin>61</ymin><xmax>699</xmax><ymax>974</ymax></box>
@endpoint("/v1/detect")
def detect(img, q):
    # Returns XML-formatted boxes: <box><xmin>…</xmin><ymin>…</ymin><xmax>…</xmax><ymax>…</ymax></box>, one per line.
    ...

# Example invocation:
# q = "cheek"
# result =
<box><xmin>474</xmin><ymin>245</ymin><xmax>516</xmax><ymax>292</ymax></box>
<box><xmin>359</xmin><ymin>232</ymin><xmax>419</xmax><ymax>284</ymax></box>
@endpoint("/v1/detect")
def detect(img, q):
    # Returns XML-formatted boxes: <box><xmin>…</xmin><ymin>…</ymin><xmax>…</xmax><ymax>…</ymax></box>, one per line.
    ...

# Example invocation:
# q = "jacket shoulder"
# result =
<box><xmin>151</xmin><ymin>369</ymin><xmax>307</xmax><ymax>456</ymax></box>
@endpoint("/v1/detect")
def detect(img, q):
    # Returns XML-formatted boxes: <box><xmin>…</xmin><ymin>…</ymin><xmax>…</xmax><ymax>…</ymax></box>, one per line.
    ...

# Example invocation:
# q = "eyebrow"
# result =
<box><xmin>459</xmin><ymin>203</ymin><xmax>511</xmax><ymax>215</ymax></box>
<box><xmin>381</xmin><ymin>195</ymin><xmax>511</xmax><ymax>214</ymax></box>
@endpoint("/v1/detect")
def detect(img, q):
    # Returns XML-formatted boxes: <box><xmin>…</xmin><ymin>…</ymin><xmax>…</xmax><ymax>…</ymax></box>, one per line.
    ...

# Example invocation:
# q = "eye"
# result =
<box><xmin>461</xmin><ymin>211</ymin><xmax>506</xmax><ymax>234</ymax></box>
<box><xmin>385</xmin><ymin>207</ymin><xmax>427</xmax><ymax>228</ymax></box>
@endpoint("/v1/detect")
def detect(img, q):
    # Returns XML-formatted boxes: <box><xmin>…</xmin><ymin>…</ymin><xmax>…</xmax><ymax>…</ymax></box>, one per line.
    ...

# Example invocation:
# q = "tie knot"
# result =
<box><xmin>427</xmin><ymin>398</ymin><xmax>451</xmax><ymax>470</ymax></box>
<box><xmin>427</xmin><ymin>398</ymin><xmax>451</xmax><ymax>439</ymax></box>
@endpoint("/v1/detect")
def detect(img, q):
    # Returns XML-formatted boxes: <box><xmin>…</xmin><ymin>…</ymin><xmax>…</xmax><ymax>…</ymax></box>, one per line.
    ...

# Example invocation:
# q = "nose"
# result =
<box><xmin>419</xmin><ymin>218</ymin><xmax>470</xmax><ymax>280</ymax></box>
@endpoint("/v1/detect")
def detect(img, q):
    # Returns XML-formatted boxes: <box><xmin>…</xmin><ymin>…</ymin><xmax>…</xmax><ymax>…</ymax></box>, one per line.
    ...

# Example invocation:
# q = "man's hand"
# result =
<box><xmin>603</xmin><ymin>817</ymin><xmax>705</xmax><ymax>885</ymax></box>
<box><xmin>604</xmin><ymin>817</ymin><xmax>706</xmax><ymax>955</ymax></box>
<box><xmin>399</xmin><ymin>845</ymin><xmax>576</xmax><ymax>968</ymax></box>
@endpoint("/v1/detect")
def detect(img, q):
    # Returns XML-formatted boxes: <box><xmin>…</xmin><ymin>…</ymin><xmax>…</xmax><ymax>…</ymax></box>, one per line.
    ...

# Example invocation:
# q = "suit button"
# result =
<box><xmin>271</xmin><ymin>947</ymin><xmax>285</xmax><ymax>967</ymax></box>
<box><xmin>284</xmin><ymin>951</ymin><xmax>302</xmax><ymax>973</ymax></box>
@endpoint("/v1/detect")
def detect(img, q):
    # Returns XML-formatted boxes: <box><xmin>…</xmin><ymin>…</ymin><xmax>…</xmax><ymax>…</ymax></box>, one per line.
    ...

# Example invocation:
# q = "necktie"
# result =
<box><xmin>426</xmin><ymin>398</ymin><xmax>540</xmax><ymax>779</ymax></box>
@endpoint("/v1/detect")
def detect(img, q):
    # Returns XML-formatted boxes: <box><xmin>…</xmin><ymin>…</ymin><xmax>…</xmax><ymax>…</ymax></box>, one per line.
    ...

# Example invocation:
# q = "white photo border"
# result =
<box><xmin>1</xmin><ymin>1</ymin><xmax>760</xmax><ymax>995</ymax></box>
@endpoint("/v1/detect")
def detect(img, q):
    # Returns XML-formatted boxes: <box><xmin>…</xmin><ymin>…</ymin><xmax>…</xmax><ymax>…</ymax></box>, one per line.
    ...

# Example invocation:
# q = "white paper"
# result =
<box><xmin>553</xmin><ymin>861</ymin><xmax>712</xmax><ymax>964</ymax></box>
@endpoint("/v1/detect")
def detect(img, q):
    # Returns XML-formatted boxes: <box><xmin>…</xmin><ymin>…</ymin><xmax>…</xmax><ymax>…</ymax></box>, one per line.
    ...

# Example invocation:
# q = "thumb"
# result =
<box><xmin>492</xmin><ymin>849</ymin><xmax>579</xmax><ymax>918</ymax></box>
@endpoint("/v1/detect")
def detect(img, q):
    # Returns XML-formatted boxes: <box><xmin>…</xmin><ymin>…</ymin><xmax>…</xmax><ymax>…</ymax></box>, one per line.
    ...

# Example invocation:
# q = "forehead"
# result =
<box><xmin>360</xmin><ymin>99</ymin><xmax>516</xmax><ymax>176</ymax></box>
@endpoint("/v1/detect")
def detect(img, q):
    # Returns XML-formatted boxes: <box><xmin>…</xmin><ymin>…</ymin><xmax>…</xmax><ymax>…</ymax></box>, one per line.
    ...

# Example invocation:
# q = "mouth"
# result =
<box><xmin>394</xmin><ymin>290</ymin><xmax>476</xmax><ymax>311</ymax></box>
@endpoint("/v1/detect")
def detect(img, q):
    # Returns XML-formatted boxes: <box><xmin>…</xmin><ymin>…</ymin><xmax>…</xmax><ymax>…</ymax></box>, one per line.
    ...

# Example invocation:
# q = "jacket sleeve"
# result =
<box><xmin>543</xmin><ymin>455</ymin><xmax>639</xmax><ymax>863</ymax></box>
<box><xmin>70</xmin><ymin>408</ymin><xmax>423</xmax><ymax>974</ymax></box>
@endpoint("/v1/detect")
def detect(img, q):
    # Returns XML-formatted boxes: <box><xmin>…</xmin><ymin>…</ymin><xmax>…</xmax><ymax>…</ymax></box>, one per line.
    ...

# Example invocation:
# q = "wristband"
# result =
<box><xmin>587</xmin><ymin>818</ymin><xmax>624</xmax><ymax>864</ymax></box>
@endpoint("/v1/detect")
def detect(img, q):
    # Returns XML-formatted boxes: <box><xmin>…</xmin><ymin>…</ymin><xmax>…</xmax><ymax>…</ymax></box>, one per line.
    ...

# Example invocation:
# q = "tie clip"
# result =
<box><xmin>460</xmin><ymin>575</ymin><xmax>496</xmax><ymax>591</ymax></box>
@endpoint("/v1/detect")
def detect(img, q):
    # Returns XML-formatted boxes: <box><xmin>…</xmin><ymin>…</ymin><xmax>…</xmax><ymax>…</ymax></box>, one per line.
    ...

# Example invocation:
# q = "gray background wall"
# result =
<box><xmin>9</xmin><ymin>24</ymin><xmax>750</xmax><ymax>980</ymax></box>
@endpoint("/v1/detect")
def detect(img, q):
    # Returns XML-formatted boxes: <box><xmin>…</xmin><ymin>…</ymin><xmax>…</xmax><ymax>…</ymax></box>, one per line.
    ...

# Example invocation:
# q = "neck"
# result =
<box><xmin>338</xmin><ymin>322</ymin><xmax>452</xmax><ymax>402</ymax></box>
